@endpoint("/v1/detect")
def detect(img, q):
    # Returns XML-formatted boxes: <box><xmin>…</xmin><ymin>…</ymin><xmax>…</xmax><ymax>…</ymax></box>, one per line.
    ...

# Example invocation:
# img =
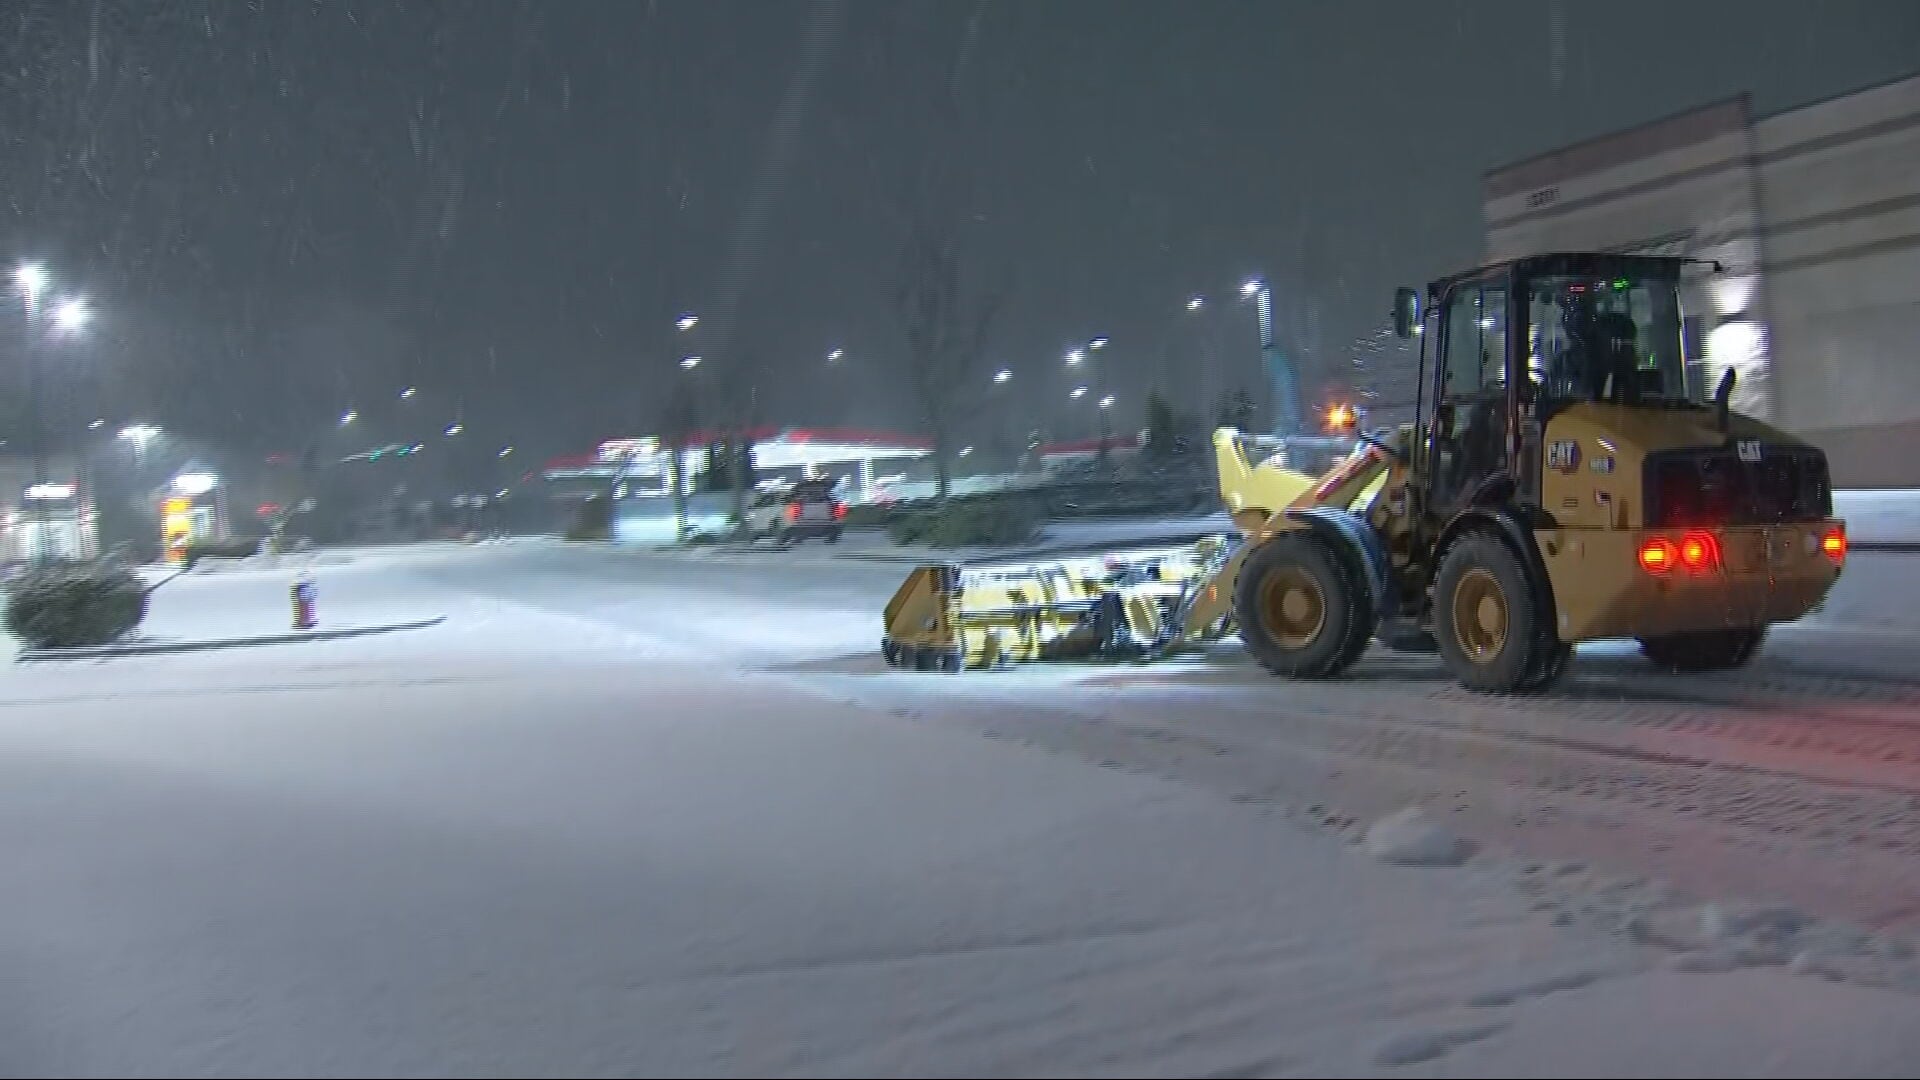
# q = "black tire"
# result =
<box><xmin>1433</xmin><ymin>534</ymin><xmax>1552</xmax><ymax>693</ymax></box>
<box><xmin>881</xmin><ymin>639</ymin><xmax>901</xmax><ymax>667</ymax></box>
<box><xmin>1234</xmin><ymin>532</ymin><xmax>1370</xmax><ymax>679</ymax></box>
<box><xmin>826</xmin><ymin>528</ymin><xmax>842</xmax><ymax>544</ymax></box>
<box><xmin>1639</xmin><ymin>628</ymin><xmax>1765</xmax><ymax>672</ymax></box>
<box><xmin>1377</xmin><ymin>623</ymin><xmax>1439</xmax><ymax>654</ymax></box>
<box><xmin>778</xmin><ymin>528</ymin><xmax>796</xmax><ymax>548</ymax></box>
<box><xmin>1521</xmin><ymin>641</ymin><xmax>1573</xmax><ymax>690</ymax></box>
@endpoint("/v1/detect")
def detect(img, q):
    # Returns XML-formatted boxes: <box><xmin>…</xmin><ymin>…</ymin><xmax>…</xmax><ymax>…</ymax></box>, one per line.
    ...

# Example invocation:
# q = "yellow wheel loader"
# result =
<box><xmin>883</xmin><ymin>253</ymin><xmax>1848</xmax><ymax>691</ymax></box>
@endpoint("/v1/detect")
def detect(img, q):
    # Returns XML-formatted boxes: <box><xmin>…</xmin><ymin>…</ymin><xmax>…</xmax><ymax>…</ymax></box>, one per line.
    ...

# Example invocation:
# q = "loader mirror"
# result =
<box><xmin>1392</xmin><ymin>287</ymin><xmax>1419</xmax><ymax>338</ymax></box>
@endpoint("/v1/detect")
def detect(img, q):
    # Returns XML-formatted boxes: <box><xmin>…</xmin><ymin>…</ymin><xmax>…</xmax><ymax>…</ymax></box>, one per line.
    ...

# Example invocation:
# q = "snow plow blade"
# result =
<box><xmin>880</xmin><ymin>538</ymin><xmax>1246</xmax><ymax>671</ymax></box>
<box><xmin>877</xmin><ymin>427</ymin><xmax>1344</xmax><ymax>672</ymax></box>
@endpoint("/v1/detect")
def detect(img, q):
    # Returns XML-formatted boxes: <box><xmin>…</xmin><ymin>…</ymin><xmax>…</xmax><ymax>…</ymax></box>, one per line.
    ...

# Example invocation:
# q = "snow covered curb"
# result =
<box><xmin>16</xmin><ymin>615</ymin><xmax>447</xmax><ymax>661</ymax></box>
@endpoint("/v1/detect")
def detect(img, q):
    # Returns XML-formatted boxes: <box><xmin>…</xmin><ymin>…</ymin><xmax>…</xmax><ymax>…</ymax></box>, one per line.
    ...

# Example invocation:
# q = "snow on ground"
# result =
<box><xmin>127</xmin><ymin>542</ymin><xmax>499</xmax><ymax>644</ymax></box>
<box><xmin>5</xmin><ymin>542</ymin><xmax>1920</xmax><ymax>1075</ymax></box>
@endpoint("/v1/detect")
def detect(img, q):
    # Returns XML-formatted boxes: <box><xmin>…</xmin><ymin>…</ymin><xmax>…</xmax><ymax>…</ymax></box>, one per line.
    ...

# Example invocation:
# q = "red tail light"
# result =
<box><xmin>831</xmin><ymin>501</ymin><xmax>847</xmax><ymax>519</ymax></box>
<box><xmin>785</xmin><ymin>503</ymin><xmax>801</xmax><ymax>521</ymax></box>
<box><xmin>1821</xmin><ymin>526</ymin><xmax>1846</xmax><ymax>564</ymax></box>
<box><xmin>1638</xmin><ymin>538</ymin><xmax>1678</xmax><ymax>574</ymax></box>
<box><xmin>1678</xmin><ymin>531</ymin><xmax>1719</xmax><ymax>573</ymax></box>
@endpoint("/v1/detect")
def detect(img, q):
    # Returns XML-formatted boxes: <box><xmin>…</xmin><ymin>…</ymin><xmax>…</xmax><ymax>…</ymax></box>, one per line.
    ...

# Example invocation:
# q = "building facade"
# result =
<box><xmin>1485</xmin><ymin>72</ymin><xmax>1920</xmax><ymax>487</ymax></box>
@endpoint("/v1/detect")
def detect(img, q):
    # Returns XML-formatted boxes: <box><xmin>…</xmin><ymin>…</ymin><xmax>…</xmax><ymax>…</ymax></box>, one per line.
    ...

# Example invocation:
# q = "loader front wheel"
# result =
<box><xmin>1639</xmin><ymin>628</ymin><xmax>1765</xmax><ymax>672</ymax></box>
<box><xmin>1434</xmin><ymin>535</ymin><xmax>1553</xmax><ymax>693</ymax></box>
<box><xmin>1235</xmin><ymin>533</ymin><xmax>1367</xmax><ymax>679</ymax></box>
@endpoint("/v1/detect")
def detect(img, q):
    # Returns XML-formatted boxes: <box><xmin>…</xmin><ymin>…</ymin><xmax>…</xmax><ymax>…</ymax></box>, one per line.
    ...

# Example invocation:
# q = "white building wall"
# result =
<box><xmin>1485</xmin><ymin>97</ymin><xmax>1774</xmax><ymax>419</ymax></box>
<box><xmin>1484</xmin><ymin>73</ymin><xmax>1920</xmax><ymax>486</ymax></box>
<box><xmin>1751</xmin><ymin>74</ymin><xmax>1920</xmax><ymax>484</ymax></box>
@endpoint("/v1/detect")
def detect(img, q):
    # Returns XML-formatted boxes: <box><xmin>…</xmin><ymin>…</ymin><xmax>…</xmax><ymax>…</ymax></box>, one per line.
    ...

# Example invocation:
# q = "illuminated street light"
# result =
<box><xmin>1186</xmin><ymin>296</ymin><xmax>1205</xmax><ymax>311</ymax></box>
<box><xmin>1099</xmin><ymin>395</ymin><xmax>1116</xmax><ymax>409</ymax></box>
<box><xmin>993</xmin><ymin>368</ymin><xmax>1013</xmax><ymax>384</ymax></box>
<box><xmin>1071</xmin><ymin>386</ymin><xmax>1089</xmax><ymax>399</ymax></box>
<box><xmin>119</xmin><ymin>423</ymin><xmax>160</xmax><ymax>446</ymax></box>
<box><xmin>51</xmin><ymin>297</ymin><xmax>91</xmax><ymax>333</ymax></box>
<box><xmin>957</xmin><ymin>446</ymin><xmax>974</xmax><ymax>458</ymax></box>
<box><xmin>400</xmin><ymin>386</ymin><xmax>417</xmax><ymax>400</ymax></box>
<box><xmin>339</xmin><ymin>409</ymin><xmax>357</xmax><ymax>426</ymax></box>
<box><xmin>444</xmin><ymin>422</ymin><xmax>464</xmax><ymax>437</ymax></box>
<box><xmin>14</xmin><ymin>262</ymin><xmax>46</xmax><ymax>299</ymax></box>
<box><xmin>1065</xmin><ymin>349</ymin><xmax>1084</xmax><ymax>365</ymax></box>
<box><xmin>1087</xmin><ymin>336</ymin><xmax>1109</xmax><ymax>350</ymax></box>
<box><xmin>676</xmin><ymin>313</ymin><xmax>699</xmax><ymax>332</ymax></box>
<box><xmin>680</xmin><ymin>356</ymin><xmax>703</xmax><ymax>370</ymax></box>
<box><xmin>1240</xmin><ymin>279</ymin><xmax>1264</xmax><ymax>298</ymax></box>
<box><xmin>497</xmin><ymin>446</ymin><xmax>514</xmax><ymax>458</ymax></box>
<box><xmin>826</xmin><ymin>347</ymin><xmax>844</xmax><ymax>363</ymax></box>
<box><xmin>88</xmin><ymin>418</ymin><xmax>105</xmax><ymax>430</ymax></box>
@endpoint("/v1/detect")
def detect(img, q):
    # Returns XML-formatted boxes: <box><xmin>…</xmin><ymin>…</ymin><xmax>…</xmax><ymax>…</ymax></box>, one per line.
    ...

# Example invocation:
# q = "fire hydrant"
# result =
<box><xmin>291</xmin><ymin>573</ymin><xmax>317</xmax><ymax>630</ymax></box>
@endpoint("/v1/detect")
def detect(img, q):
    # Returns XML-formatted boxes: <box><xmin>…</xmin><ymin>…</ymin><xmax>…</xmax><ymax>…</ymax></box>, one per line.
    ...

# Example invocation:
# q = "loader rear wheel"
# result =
<box><xmin>1521</xmin><ymin>641</ymin><xmax>1573</xmax><ymax>690</ymax></box>
<box><xmin>1235</xmin><ymin>533</ymin><xmax>1368</xmax><ymax>679</ymax></box>
<box><xmin>1434</xmin><ymin>535</ymin><xmax>1554</xmax><ymax>693</ymax></box>
<box><xmin>1639</xmin><ymin>628</ymin><xmax>1765</xmax><ymax>672</ymax></box>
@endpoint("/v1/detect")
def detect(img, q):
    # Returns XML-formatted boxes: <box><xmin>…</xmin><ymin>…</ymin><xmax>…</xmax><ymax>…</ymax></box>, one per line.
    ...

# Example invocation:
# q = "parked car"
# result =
<box><xmin>742</xmin><ymin>478</ymin><xmax>846</xmax><ymax>545</ymax></box>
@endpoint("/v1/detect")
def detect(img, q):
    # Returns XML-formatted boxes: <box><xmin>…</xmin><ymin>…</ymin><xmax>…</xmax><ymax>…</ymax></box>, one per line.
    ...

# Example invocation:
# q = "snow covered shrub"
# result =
<box><xmin>840</xmin><ymin>503</ymin><xmax>891</xmax><ymax>529</ymax></box>
<box><xmin>182</xmin><ymin>536</ymin><xmax>260</xmax><ymax>568</ymax></box>
<box><xmin>926</xmin><ymin>496</ymin><xmax>1042</xmax><ymax>548</ymax></box>
<box><xmin>887</xmin><ymin>509</ymin><xmax>933</xmax><ymax>545</ymax></box>
<box><xmin>4</xmin><ymin>567</ymin><xmax>149</xmax><ymax>648</ymax></box>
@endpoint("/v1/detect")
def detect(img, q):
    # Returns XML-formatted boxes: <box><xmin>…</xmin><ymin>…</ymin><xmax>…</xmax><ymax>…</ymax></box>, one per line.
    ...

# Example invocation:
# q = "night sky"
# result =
<box><xmin>4</xmin><ymin>0</ymin><xmax>1917</xmax><ymax>465</ymax></box>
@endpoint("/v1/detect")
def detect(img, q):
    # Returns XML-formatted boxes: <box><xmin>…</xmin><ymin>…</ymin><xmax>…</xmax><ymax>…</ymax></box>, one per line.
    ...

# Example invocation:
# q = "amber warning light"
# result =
<box><xmin>1821</xmin><ymin>526</ymin><xmax>1847</xmax><ymax>564</ymax></box>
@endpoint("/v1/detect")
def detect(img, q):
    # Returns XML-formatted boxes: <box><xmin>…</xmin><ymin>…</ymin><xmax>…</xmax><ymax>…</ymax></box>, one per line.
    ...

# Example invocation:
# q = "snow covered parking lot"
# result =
<box><xmin>4</xmin><ymin>539</ymin><xmax>1920</xmax><ymax>1076</ymax></box>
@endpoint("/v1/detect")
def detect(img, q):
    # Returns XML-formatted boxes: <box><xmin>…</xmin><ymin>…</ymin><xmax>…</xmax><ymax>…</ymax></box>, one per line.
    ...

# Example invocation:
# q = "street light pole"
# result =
<box><xmin>50</xmin><ymin>298</ymin><xmax>93</xmax><ymax>558</ymax></box>
<box><xmin>16</xmin><ymin>265</ymin><xmax>49</xmax><ymax>565</ymax></box>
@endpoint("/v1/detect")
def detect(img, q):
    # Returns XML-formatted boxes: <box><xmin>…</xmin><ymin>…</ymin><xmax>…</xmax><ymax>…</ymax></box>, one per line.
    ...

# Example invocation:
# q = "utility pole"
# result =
<box><xmin>21</xmin><ymin>289</ymin><xmax>47</xmax><ymax>565</ymax></box>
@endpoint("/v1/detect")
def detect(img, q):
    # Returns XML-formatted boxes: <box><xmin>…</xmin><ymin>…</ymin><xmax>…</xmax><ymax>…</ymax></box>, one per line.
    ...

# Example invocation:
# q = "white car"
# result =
<box><xmin>742</xmin><ymin>478</ymin><xmax>845</xmax><ymax>545</ymax></box>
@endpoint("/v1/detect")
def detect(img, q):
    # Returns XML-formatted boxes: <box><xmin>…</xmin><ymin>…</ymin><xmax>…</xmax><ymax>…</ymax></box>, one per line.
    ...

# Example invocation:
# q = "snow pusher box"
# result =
<box><xmin>879</xmin><ymin>428</ymin><xmax>1329</xmax><ymax>671</ymax></box>
<box><xmin>880</xmin><ymin>539</ymin><xmax>1242</xmax><ymax>671</ymax></box>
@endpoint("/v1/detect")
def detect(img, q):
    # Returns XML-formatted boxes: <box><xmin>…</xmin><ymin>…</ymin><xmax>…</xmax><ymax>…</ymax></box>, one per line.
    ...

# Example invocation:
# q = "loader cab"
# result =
<box><xmin>1400</xmin><ymin>253</ymin><xmax>1693</xmax><ymax>526</ymax></box>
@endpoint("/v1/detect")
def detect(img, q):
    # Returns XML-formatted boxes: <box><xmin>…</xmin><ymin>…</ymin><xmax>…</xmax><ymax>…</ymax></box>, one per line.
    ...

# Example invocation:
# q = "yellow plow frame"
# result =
<box><xmin>880</xmin><ymin>427</ymin><xmax>1393</xmax><ymax>671</ymax></box>
<box><xmin>880</xmin><ymin>537</ymin><xmax>1245</xmax><ymax>671</ymax></box>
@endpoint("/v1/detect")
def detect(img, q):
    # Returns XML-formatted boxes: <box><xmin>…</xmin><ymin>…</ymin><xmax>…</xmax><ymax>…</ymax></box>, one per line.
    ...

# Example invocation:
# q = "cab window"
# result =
<box><xmin>1442</xmin><ymin>284</ymin><xmax>1508</xmax><ymax>397</ymax></box>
